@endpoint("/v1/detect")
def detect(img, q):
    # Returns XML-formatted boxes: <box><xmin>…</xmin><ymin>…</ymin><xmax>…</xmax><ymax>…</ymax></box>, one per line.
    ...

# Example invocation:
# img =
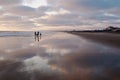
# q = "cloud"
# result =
<box><xmin>89</xmin><ymin>13</ymin><xmax>120</xmax><ymax>21</ymax></box>
<box><xmin>7</xmin><ymin>5</ymin><xmax>36</xmax><ymax>16</ymax></box>
<box><xmin>45</xmin><ymin>0</ymin><xmax>120</xmax><ymax>29</ymax></box>
<box><xmin>107</xmin><ymin>7</ymin><xmax>120</xmax><ymax>16</ymax></box>
<box><xmin>0</xmin><ymin>14</ymin><xmax>22</xmax><ymax>21</ymax></box>
<box><xmin>38</xmin><ymin>6</ymin><xmax>50</xmax><ymax>12</ymax></box>
<box><xmin>36</xmin><ymin>13</ymin><xmax>85</xmax><ymax>26</ymax></box>
<box><xmin>0</xmin><ymin>0</ymin><xmax>22</xmax><ymax>6</ymax></box>
<box><xmin>0</xmin><ymin>9</ymin><xmax>5</xmax><ymax>15</ymax></box>
<box><xmin>0</xmin><ymin>0</ymin><xmax>120</xmax><ymax>31</ymax></box>
<box><xmin>0</xmin><ymin>13</ymin><xmax>36</xmax><ymax>30</ymax></box>
<box><xmin>48</xmin><ymin>0</ymin><xmax>120</xmax><ymax>11</ymax></box>
<box><xmin>0</xmin><ymin>5</ymin><xmax>51</xmax><ymax>30</ymax></box>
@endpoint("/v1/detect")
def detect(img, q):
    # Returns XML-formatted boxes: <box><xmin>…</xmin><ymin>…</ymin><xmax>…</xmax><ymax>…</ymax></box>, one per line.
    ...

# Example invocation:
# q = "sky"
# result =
<box><xmin>0</xmin><ymin>0</ymin><xmax>120</xmax><ymax>31</ymax></box>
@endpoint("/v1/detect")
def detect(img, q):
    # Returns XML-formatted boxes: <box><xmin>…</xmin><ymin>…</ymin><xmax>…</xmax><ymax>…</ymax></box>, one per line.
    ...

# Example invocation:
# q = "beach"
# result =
<box><xmin>0</xmin><ymin>31</ymin><xmax>120</xmax><ymax>80</ymax></box>
<box><xmin>67</xmin><ymin>32</ymin><xmax>120</xmax><ymax>48</ymax></box>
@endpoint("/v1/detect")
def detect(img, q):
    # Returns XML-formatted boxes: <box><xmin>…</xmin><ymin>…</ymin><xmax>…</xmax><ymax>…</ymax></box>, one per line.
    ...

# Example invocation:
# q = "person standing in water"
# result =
<box><xmin>37</xmin><ymin>32</ymin><xmax>39</xmax><ymax>36</ymax></box>
<box><xmin>34</xmin><ymin>32</ymin><xmax>37</xmax><ymax>36</ymax></box>
<box><xmin>34</xmin><ymin>32</ymin><xmax>42</xmax><ymax>41</ymax></box>
<box><xmin>34</xmin><ymin>32</ymin><xmax>38</xmax><ymax>41</ymax></box>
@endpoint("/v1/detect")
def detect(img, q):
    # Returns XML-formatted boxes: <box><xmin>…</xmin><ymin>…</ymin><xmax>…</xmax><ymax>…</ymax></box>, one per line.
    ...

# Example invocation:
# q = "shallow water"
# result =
<box><xmin>0</xmin><ymin>31</ymin><xmax>120</xmax><ymax>80</ymax></box>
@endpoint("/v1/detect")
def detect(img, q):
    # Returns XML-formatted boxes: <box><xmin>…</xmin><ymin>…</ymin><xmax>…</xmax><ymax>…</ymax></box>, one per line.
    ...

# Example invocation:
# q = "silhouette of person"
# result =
<box><xmin>34</xmin><ymin>32</ymin><xmax>42</xmax><ymax>42</ymax></box>
<box><xmin>36</xmin><ymin>32</ymin><xmax>39</xmax><ymax>36</ymax></box>
<box><xmin>34</xmin><ymin>32</ymin><xmax>37</xmax><ymax>41</ymax></box>
<box><xmin>34</xmin><ymin>32</ymin><xmax>37</xmax><ymax>36</ymax></box>
<box><xmin>34</xmin><ymin>31</ymin><xmax>42</xmax><ymax>42</ymax></box>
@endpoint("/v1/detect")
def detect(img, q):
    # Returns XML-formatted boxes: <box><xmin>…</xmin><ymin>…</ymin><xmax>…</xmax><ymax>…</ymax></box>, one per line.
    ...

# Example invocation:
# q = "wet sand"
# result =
<box><xmin>67</xmin><ymin>32</ymin><xmax>120</xmax><ymax>48</ymax></box>
<box><xmin>0</xmin><ymin>32</ymin><xmax>120</xmax><ymax>80</ymax></box>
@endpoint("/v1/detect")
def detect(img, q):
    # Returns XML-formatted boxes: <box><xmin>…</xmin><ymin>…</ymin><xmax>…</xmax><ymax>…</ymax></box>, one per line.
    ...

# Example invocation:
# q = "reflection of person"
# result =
<box><xmin>40</xmin><ymin>33</ymin><xmax>42</xmax><ymax>40</ymax></box>
<box><xmin>40</xmin><ymin>33</ymin><xmax>42</xmax><ymax>36</ymax></box>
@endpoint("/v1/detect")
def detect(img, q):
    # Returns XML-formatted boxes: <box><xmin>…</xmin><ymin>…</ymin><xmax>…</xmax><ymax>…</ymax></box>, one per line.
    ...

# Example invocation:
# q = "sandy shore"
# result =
<box><xmin>67</xmin><ymin>32</ymin><xmax>120</xmax><ymax>48</ymax></box>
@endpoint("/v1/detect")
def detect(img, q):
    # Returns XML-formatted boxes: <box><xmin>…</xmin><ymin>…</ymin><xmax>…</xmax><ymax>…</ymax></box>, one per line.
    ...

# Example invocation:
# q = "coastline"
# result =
<box><xmin>66</xmin><ymin>31</ymin><xmax>120</xmax><ymax>48</ymax></box>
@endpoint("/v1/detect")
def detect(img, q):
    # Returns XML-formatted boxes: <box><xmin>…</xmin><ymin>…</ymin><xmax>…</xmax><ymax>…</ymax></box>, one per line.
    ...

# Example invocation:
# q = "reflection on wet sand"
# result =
<box><xmin>0</xmin><ymin>53</ymin><xmax>120</xmax><ymax>80</ymax></box>
<box><xmin>69</xmin><ymin>32</ymin><xmax>120</xmax><ymax>48</ymax></box>
<box><xmin>34</xmin><ymin>32</ymin><xmax>42</xmax><ymax>42</ymax></box>
<box><xmin>0</xmin><ymin>32</ymin><xmax>120</xmax><ymax>80</ymax></box>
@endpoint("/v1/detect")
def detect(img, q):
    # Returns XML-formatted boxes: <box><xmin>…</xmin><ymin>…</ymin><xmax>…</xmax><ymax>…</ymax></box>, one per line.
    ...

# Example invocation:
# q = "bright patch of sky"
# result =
<box><xmin>23</xmin><ymin>0</ymin><xmax>47</xmax><ymax>8</ymax></box>
<box><xmin>46</xmin><ymin>8</ymin><xmax>70</xmax><ymax>15</ymax></box>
